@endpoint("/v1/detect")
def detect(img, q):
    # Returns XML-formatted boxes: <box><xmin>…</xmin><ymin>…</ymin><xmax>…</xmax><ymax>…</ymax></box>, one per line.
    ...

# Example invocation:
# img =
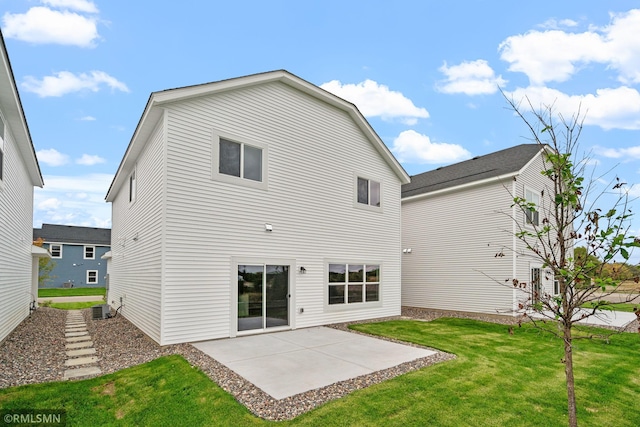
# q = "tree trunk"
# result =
<box><xmin>564</xmin><ymin>322</ymin><xmax>578</xmax><ymax>427</ymax></box>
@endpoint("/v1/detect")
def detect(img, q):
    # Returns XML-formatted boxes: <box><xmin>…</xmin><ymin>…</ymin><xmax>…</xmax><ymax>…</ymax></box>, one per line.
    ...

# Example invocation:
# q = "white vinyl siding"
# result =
<box><xmin>402</xmin><ymin>180</ymin><xmax>515</xmax><ymax>314</ymax></box>
<box><xmin>158</xmin><ymin>81</ymin><xmax>402</xmax><ymax>344</ymax></box>
<box><xmin>0</xmin><ymin>116</ymin><xmax>35</xmax><ymax>343</ymax></box>
<box><xmin>108</xmin><ymin>119</ymin><xmax>165</xmax><ymax>343</ymax></box>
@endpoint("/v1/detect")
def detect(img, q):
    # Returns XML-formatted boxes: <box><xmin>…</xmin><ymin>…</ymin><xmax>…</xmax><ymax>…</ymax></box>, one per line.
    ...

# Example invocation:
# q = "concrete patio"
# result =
<box><xmin>193</xmin><ymin>326</ymin><xmax>435</xmax><ymax>400</ymax></box>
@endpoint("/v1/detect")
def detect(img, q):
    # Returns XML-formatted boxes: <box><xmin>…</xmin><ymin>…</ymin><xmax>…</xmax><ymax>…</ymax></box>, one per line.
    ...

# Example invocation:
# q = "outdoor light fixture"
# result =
<box><xmin>264</xmin><ymin>223</ymin><xmax>273</xmax><ymax>232</ymax></box>
<box><xmin>403</xmin><ymin>248</ymin><xmax>412</xmax><ymax>254</ymax></box>
<box><xmin>299</xmin><ymin>266</ymin><xmax>306</xmax><ymax>274</ymax></box>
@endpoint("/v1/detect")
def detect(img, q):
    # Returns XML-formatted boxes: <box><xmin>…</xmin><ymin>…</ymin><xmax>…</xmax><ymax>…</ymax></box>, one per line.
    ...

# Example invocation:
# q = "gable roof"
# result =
<box><xmin>105</xmin><ymin>70</ymin><xmax>410</xmax><ymax>202</ymax></box>
<box><xmin>33</xmin><ymin>223</ymin><xmax>111</xmax><ymax>246</ymax></box>
<box><xmin>402</xmin><ymin>144</ymin><xmax>547</xmax><ymax>200</ymax></box>
<box><xmin>0</xmin><ymin>30</ymin><xmax>43</xmax><ymax>187</ymax></box>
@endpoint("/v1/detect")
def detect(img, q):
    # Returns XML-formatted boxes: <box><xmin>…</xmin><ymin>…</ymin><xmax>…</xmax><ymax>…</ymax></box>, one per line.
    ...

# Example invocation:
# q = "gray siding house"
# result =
<box><xmin>401</xmin><ymin>144</ymin><xmax>556</xmax><ymax>315</ymax></box>
<box><xmin>106</xmin><ymin>70</ymin><xmax>410</xmax><ymax>345</ymax></box>
<box><xmin>0</xmin><ymin>30</ymin><xmax>45</xmax><ymax>343</ymax></box>
<box><xmin>33</xmin><ymin>224</ymin><xmax>111</xmax><ymax>288</ymax></box>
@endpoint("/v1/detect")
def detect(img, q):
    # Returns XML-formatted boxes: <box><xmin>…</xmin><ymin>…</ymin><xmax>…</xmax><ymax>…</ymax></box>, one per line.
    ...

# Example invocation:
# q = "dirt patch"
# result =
<box><xmin>94</xmin><ymin>381</ymin><xmax>115</xmax><ymax>396</ymax></box>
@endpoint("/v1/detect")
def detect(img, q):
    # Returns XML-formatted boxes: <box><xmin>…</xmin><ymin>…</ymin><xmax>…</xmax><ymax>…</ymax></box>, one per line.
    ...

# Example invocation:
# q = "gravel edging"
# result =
<box><xmin>0</xmin><ymin>308</ymin><xmax>66</xmax><ymax>388</ymax></box>
<box><xmin>1</xmin><ymin>305</ymin><xmax>637</xmax><ymax>421</ymax></box>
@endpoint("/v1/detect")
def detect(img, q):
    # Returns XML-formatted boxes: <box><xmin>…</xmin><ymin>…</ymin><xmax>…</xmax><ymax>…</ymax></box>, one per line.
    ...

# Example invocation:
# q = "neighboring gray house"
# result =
<box><xmin>401</xmin><ymin>144</ymin><xmax>556</xmax><ymax>315</ymax></box>
<box><xmin>33</xmin><ymin>224</ymin><xmax>111</xmax><ymax>288</ymax></box>
<box><xmin>105</xmin><ymin>70</ymin><xmax>410</xmax><ymax>345</ymax></box>
<box><xmin>0</xmin><ymin>30</ymin><xmax>46</xmax><ymax>343</ymax></box>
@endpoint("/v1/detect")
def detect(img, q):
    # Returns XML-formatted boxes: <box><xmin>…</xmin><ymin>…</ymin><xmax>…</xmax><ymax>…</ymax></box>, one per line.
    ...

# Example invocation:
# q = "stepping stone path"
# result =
<box><xmin>63</xmin><ymin>310</ymin><xmax>102</xmax><ymax>380</ymax></box>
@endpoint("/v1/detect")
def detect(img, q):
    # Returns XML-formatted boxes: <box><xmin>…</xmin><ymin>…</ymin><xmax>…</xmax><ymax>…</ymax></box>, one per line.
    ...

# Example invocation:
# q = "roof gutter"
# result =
<box><xmin>401</xmin><ymin>171</ymin><xmax>520</xmax><ymax>203</ymax></box>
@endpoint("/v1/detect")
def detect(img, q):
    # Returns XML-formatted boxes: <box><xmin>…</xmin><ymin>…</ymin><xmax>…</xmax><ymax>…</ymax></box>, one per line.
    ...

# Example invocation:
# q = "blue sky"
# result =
<box><xmin>3</xmin><ymin>1</ymin><xmax>640</xmax><ymax>237</ymax></box>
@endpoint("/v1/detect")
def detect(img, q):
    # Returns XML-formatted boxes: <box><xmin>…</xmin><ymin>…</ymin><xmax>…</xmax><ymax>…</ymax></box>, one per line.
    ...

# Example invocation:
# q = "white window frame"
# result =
<box><xmin>50</xmin><ymin>244</ymin><xmax>62</xmax><ymax>259</ymax></box>
<box><xmin>128</xmin><ymin>166</ymin><xmax>137</xmax><ymax>204</ymax></box>
<box><xmin>325</xmin><ymin>260</ymin><xmax>382</xmax><ymax>312</ymax></box>
<box><xmin>0</xmin><ymin>115</ymin><xmax>5</xmax><ymax>184</ymax></box>
<box><xmin>212</xmin><ymin>130</ymin><xmax>268</xmax><ymax>190</ymax></box>
<box><xmin>524</xmin><ymin>187</ymin><xmax>540</xmax><ymax>227</ymax></box>
<box><xmin>86</xmin><ymin>270</ymin><xmax>98</xmax><ymax>284</ymax></box>
<box><xmin>84</xmin><ymin>245</ymin><xmax>95</xmax><ymax>260</ymax></box>
<box><xmin>354</xmin><ymin>174</ymin><xmax>382</xmax><ymax>212</ymax></box>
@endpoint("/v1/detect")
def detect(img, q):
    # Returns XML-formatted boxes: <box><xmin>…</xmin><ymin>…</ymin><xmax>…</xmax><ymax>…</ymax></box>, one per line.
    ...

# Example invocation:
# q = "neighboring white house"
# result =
<box><xmin>105</xmin><ymin>70</ymin><xmax>410</xmax><ymax>345</ymax></box>
<box><xmin>0</xmin><ymin>31</ymin><xmax>46</xmax><ymax>343</ymax></box>
<box><xmin>401</xmin><ymin>144</ymin><xmax>556</xmax><ymax>315</ymax></box>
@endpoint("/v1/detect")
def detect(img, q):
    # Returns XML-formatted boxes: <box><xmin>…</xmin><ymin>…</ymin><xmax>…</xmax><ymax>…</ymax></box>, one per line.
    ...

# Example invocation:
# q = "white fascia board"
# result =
<box><xmin>401</xmin><ymin>172</ymin><xmax>520</xmax><ymax>203</ymax></box>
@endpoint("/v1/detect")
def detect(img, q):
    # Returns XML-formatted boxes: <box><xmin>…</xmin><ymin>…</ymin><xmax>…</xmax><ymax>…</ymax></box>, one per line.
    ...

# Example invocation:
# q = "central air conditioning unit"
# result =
<box><xmin>92</xmin><ymin>304</ymin><xmax>111</xmax><ymax>320</ymax></box>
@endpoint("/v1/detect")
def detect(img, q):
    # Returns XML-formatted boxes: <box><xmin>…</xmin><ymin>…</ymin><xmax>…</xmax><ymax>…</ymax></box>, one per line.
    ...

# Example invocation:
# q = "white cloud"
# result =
<box><xmin>2</xmin><ymin>6</ymin><xmax>99</xmax><ymax>47</ymax></box>
<box><xmin>34</xmin><ymin>173</ymin><xmax>113</xmax><ymax>228</ymax></box>
<box><xmin>36</xmin><ymin>148</ymin><xmax>69</xmax><ymax>166</ymax></box>
<box><xmin>321</xmin><ymin>79</ymin><xmax>429</xmax><ymax>125</ymax></box>
<box><xmin>538</xmin><ymin>18</ymin><xmax>579</xmax><ymax>30</ymax></box>
<box><xmin>437</xmin><ymin>60</ymin><xmax>507</xmax><ymax>95</ymax></box>
<box><xmin>506</xmin><ymin>85</ymin><xmax>640</xmax><ymax>130</ymax></box>
<box><xmin>499</xmin><ymin>9</ymin><xmax>640</xmax><ymax>85</ymax></box>
<box><xmin>37</xmin><ymin>198</ymin><xmax>62</xmax><ymax>210</ymax></box>
<box><xmin>76</xmin><ymin>154</ymin><xmax>106</xmax><ymax>165</ymax></box>
<box><xmin>391</xmin><ymin>130</ymin><xmax>472</xmax><ymax>164</ymax></box>
<box><xmin>42</xmin><ymin>0</ymin><xmax>99</xmax><ymax>13</ymax></box>
<box><xmin>595</xmin><ymin>145</ymin><xmax>640</xmax><ymax>159</ymax></box>
<box><xmin>22</xmin><ymin>71</ymin><xmax>130</xmax><ymax>97</ymax></box>
<box><xmin>79</xmin><ymin>115</ymin><xmax>96</xmax><ymax>121</ymax></box>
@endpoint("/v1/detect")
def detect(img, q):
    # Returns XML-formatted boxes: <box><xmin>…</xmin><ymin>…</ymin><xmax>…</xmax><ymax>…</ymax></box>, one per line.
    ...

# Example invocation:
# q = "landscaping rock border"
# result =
<box><xmin>1</xmin><ymin>305</ymin><xmax>637</xmax><ymax>421</ymax></box>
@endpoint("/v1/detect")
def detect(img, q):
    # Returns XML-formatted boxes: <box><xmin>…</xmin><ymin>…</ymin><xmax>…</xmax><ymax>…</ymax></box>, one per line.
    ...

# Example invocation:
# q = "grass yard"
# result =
<box><xmin>582</xmin><ymin>302</ymin><xmax>639</xmax><ymax>313</ymax></box>
<box><xmin>38</xmin><ymin>287</ymin><xmax>106</xmax><ymax>298</ymax></box>
<box><xmin>46</xmin><ymin>301</ymin><xmax>105</xmax><ymax>310</ymax></box>
<box><xmin>0</xmin><ymin>318</ymin><xmax>638</xmax><ymax>426</ymax></box>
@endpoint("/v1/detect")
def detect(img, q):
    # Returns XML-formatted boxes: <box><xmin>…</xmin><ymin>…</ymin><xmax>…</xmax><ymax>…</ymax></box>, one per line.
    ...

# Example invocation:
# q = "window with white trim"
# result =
<box><xmin>128</xmin><ymin>168</ymin><xmax>136</xmax><ymax>203</ymax></box>
<box><xmin>525</xmin><ymin>188</ymin><xmax>540</xmax><ymax>226</ymax></box>
<box><xmin>50</xmin><ymin>244</ymin><xmax>62</xmax><ymax>258</ymax></box>
<box><xmin>84</xmin><ymin>246</ymin><xmax>95</xmax><ymax>259</ymax></box>
<box><xmin>357</xmin><ymin>177</ymin><xmax>380</xmax><ymax>207</ymax></box>
<box><xmin>0</xmin><ymin>116</ymin><xmax>5</xmax><ymax>182</ymax></box>
<box><xmin>86</xmin><ymin>270</ymin><xmax>98</xmax><ymax>284</ymax></box>
<box><xmin>219</xmin><ymin>138</ymin><xmax>263</xmax><ymax>182</ymax></box>
<box><xmin>328</xmin><ymin>263</ymin><xmax>380</xmax><ymax>305</ymax></box>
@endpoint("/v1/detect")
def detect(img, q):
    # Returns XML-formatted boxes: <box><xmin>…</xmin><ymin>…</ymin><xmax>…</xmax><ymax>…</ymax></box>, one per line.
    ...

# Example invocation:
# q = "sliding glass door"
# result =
<box><xmin>237</xmin><ymin>264</ymin><xmax>289</xmax><ymax>332</ymax></box>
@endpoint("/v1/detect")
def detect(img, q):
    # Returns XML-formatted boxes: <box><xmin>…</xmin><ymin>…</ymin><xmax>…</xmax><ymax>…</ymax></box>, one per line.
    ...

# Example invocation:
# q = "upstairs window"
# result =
<box><xmin>128</xmin><ymin>168</ymin><xmax>136</xmax><ymax>203</ymax></box>
<box><xmin>84</xmin><ymin>246</ymin><xmax>95</xmax><ymax>259</ymax></box>
<box><xmin>219</xmin><ymin>138</ymin><xmax>263</xmax><ymax>182</ymax></box>
<box><xmin>525</xmin><ymin>188</ymin><xmax>540</xmax><ymax>226</ymax></box>
<box><xmin>50</xmin><ymin>244</ymin><xmax>62</xmax><ymax>258</ymax></box>
<box><xmin>357</xmin><ymin>177</ymin><xmax>380</xmax><ymax>207</ymax></box>
<box><xmin>0</xmin><ymin>117</ymin><xmax>4</xmax><ymax>182</ymax></box>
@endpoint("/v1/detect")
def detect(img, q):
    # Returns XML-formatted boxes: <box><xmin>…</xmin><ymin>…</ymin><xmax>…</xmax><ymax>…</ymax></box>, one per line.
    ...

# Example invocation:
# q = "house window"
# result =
<box><xmin>128</xmin><ymin>168</ymin><xmax>136</xmax><ymax>203</ymax></box>
<box><xmin>0</xmin><ymin>116</ymin><xmax>4</xmax><ymax>182</ymax></box>
<box><xmin>525</xmin><ymin>188</ymin><xmax>540</xmax><ymax>226</ymax></box>
<box><xmin>328</xmin><ymin>263</ymin><xmax>380</xmax><ymax>305</ymax></box>
<box><xmin>554</xmin><ymin>279</ymin><xmax>560</xmax><ymax>295</ymax></box>
<box><xmin>357</xmin><ymin>177</ymin><xmax>380</xmax><ymax>207</ymax></box>
<box><xmin>86</xmin><ymin>270</ymin><xmax>98</xmax><ymax>284</ymax></box>
<box><xmin>50</xmin><ymin>244</ymin><xmax>62</xmax><ymax>258</ymax></box>
<box><xmin>219</xmin><ymin>138</ymin><xmax>263</xmax><ymax>182</ymax></box>
<box><xmin>84</xmin><ymin>246</ymin><xmax>95</xmax><ymax>259</ymax></box>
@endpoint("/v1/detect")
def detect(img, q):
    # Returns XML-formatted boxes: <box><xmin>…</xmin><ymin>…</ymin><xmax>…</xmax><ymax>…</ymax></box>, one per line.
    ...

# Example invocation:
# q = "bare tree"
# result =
<box><xmin>505</xmin><ymin>95</ymin><xmax>639</xmax><ymax>427</ymax></box>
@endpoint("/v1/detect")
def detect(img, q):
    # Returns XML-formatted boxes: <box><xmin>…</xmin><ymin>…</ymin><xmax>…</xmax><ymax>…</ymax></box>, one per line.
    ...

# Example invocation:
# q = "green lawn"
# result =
<box><xmin>0</xmin><ymin>319</ymin><xmax>638</xmax><ymax>426</ymax></box>
<box><xmin>46</xmin><ymin>301</ymin><xmax>104</xmax><ymax>310</ymax></box>
<box><xmin>38</xmin><ymin>287</ymin><xmax>106</xmax><ymax>298</ymax></box>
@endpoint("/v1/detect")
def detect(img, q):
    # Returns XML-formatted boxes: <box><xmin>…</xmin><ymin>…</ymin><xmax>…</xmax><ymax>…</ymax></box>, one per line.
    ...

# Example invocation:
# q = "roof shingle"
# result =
<box><xmin>33</xmin><ymin>224</ymin><xmax>111</xmax><ymax>246</ymax></box>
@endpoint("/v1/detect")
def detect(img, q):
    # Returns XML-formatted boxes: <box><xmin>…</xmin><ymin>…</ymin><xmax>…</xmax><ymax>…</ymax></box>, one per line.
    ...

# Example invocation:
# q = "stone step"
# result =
<box><xmin>66</xmin><ymin>341</ymin><xmax>93</xmax><ymax>350</ymax></box>
<box><xmin>64</xmin><ymin>366</ymin><xmax>102</xmax><ymax>380</ymax></box>
<box><xmin>65</xmin><ymin>331</ymin><xmax>89</xmax><ymax>338</ymax></box>
<box><xmin>65</xmin><ymin>356</ymin><xmax>99</xmax><ymax>367</ymax></box>
<box><xmin>66</xmin><ymin>335</ymin><xmax>92</xmax><ymax>343</ymax></box>
<box><xmin>65</xmin><ymin>327</ymin><xmax>87</xmax><ymax>333</ymax></box>
<box><xmin>66</xmin><ymin>348</ymin><xmax>96</xmax><ymax>358</ymax></box>
<box><xmin>66</xmin><ymin>321</ymin><xmax>85</xmax><ymax>325</ymax></box>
